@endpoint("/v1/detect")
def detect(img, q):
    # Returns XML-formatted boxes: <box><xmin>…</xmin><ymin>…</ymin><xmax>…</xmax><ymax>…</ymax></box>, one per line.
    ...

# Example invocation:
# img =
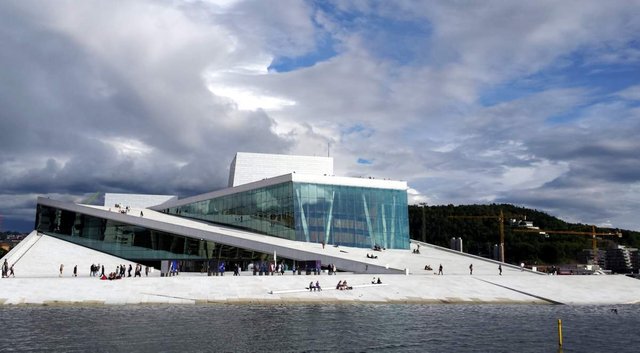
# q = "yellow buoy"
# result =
<box><xmin>557</xmin><ymin>319</ymin><xmax>563</xmax><ymax>347</ymax></box>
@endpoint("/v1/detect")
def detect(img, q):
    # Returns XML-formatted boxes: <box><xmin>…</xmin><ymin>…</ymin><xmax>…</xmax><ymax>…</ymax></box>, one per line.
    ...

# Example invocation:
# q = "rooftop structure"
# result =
<box><xmin>228</xmin><ymin>152</ymin><xmax>333</xmax><ymax>187</ymax></box>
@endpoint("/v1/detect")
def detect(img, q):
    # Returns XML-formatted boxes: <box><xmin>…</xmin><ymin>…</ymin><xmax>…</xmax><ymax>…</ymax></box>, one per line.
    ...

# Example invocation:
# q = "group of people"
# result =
<box><xmin>89</xmin><ymin>264</ymin><xmax>105</xmax><ymax>277</ymax></box>
<box><xmin>112</xmin><ymin>203</ymin><xmax>132</xmax><ymax>215</ymax></box>
<box><xmin>308</xmin><ymin>280</ymin><xmax>322</xmax><ymax>291</ymax></box>
<box><xmin>372</xmin><ymin>244</ymin><xmax>385</xmax><ymax>251</ymax></box>
<box><xmin>412</xmin><ymin>245</ymin><xmax>421</xmax><ymax>254</ymax></box>
<box><xmin>371</xmin><ymin>277</ymin><xmax>382</xmax><ymax>284</ymax></box>
<box><xmin>100</xmin><ymin>263</ymin><xmax>149</xmax><ymax>280</ymax></box>
<box><xmin>366</xmin><ymin>253</ymin><xmax>378</xmax><ymax>259</ymax></box>
<box><xmin>244</xmin><ymin>262</ymin><xmax>339</xmax><ymax>276</ymax></box>
<box><xmin>1</xmin><ymin>259</ymin><xmax>14</xmax><ymax>278</ymax></box>
<box><xmin>336</xmin><ymin>280</ymin><xmax>352</xmax><ymax>290</ymax></box>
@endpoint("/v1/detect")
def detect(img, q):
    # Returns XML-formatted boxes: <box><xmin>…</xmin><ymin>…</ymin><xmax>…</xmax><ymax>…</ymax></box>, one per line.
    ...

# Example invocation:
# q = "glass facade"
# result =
<box><xmin>162</xmin><ymin>181</ymin><xmax>410</xmax><ymax>249</ymax></box>
<box><xmin>35</xmin><ymin>204</ymin><xmax>215</xmax><ymax>261</ymax></box>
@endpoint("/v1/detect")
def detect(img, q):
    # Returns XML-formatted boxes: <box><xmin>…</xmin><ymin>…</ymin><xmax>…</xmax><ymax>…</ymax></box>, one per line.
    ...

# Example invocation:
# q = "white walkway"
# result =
<box><xmin>2</xmin><ymin>234</ymin><xmax>639</xmax><ymax>305</ymax></box>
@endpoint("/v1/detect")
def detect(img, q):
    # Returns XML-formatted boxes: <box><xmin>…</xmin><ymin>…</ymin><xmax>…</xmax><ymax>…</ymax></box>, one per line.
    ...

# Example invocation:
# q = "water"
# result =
<box><xmin>0</xmin><ymin>304</ymin><xmax>638</xmax><ymax>352</ymax></box>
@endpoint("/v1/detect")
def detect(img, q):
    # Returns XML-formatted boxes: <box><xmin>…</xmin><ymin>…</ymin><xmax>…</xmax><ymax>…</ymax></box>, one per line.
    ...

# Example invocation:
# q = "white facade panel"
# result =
<box><xmin>229</xmin><ymin>152</ymin><xmax>333</xmax><ymax>187</ymax></box>
<box><xmin>104</xmin><ymin>193</ymin><xmax>177</xmax><ymax>209</ymax></box>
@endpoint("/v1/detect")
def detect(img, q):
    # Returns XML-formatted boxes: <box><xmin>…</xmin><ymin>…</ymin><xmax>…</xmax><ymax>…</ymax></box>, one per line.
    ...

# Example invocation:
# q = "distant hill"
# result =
<box><xmin>409</xmin><ymin>204</ymin><xmax>640</xmax><ymax>265</ymax></box>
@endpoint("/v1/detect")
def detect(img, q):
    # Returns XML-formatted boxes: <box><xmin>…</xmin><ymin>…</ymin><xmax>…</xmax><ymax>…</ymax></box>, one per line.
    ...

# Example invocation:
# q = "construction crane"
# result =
<box><xmin>448</xmin><ymin>210</ymin><xmax>507</xmax><ymax>263</ymax></box>
<box><xmin>513</xmin><ymin>225</ymin><xmax>622</xmax><ymax>264</ymax></box>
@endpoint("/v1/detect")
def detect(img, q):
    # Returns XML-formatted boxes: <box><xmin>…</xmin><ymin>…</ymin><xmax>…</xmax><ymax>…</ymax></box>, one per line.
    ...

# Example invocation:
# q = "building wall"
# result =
<box><xmin>164</xmin><ymin>182</ymin><xmax>296</xmax><ymax>241</ymax></box>
<box><xmin>605</xmin><ymin>246</ymin><xmax>636</xmax><ymax>273</ymax></box>
<box><xmin>162</xmin><ymin>181</ymin><xmax>410</xmax><ymax>249</ymax></box>
<box><xmin>36</xmin><ymin>204</ymin><xmax>213</xmax><ymax>261</ymax></box>
<box><xmin>228</xmin><ymin>152</ymin><xmax>333</xmax><ymax>187</ymax></box>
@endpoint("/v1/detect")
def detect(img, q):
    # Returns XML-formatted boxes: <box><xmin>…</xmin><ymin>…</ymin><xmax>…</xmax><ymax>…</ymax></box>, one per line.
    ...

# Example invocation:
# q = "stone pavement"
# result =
<box><xmin>1</xmin><ymin>271</ymin><xmax>639</xmax><ymax>305</ymax></box>
<box><xmin>2</xmin><ymin>232</ymin><xmax>639</xmax><ymax>306</ymax></box>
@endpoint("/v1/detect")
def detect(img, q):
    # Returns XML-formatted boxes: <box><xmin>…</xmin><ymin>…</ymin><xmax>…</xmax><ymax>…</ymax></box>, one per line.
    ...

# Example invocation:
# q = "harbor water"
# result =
<box><xmin>0</xmin><ymin>304</ymin><xmax>638</xmax><ymax>352</ymax></box>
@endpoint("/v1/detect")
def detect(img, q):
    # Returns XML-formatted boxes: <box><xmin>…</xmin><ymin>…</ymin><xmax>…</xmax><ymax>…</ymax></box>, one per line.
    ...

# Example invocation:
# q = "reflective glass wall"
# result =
<box><xmin>162</xmin><ymin>181</ymin><xmax>410</xmax><ymax>249</ymax></box>
<box><xmin>36</xmin><ymin>205</ymin><xmax>214</xmax><ymax>261</ymax></box>
<box><xmin>294</xmin><ymin>183</ymin><xmax>409</xmax><ymax>249</ymax></box>
<box><xmin>163</xmin><ymin>182</ymin><xmax>295</xmax><ymax>240</ymax></box>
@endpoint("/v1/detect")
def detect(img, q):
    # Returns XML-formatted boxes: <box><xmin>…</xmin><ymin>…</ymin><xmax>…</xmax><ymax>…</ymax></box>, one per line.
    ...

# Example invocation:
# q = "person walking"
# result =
<box><xmin>59</xmin><ymin>264</ymin><xmax>64</xmax><ymax>277</ymax></box>
<box><xmin>9</xmin><ymin>264</ymin><xmax>15</xmax><ymax>277</ymax></box>
<box><xmin>469</xmin><ymin>264</ymin><xmax>473</xmax><ymax>275</ymax></box>
<box><xmin>438</xmin><ymin>264</ymin><xmax>443</xmax><ymax>275</ymax></box>
<box><xmin>73</xmin><ymin>265</ymin><xmax>77</xmax><ymax>277</ymax></box>
<box><xmin>498</xmin><ymin>264</ymin><xmax>502</xmax><ymax>276</ymax></box>
<box><xmin>1</xmin><ymin>259</ymin><xmax>8</xmax><ymax>278</ymax></box>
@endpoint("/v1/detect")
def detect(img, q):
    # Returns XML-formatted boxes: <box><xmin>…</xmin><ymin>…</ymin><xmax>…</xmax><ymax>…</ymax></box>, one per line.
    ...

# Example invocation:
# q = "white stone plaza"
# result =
<box><xmin>1</xmin><ymin>232</ymin><xmax>639</xmax><ymax>306</ymax></box>
<box><xmin>2</xmin><ymin>152</ymin><xmax>639</xmax><ymax>306</ymax></box>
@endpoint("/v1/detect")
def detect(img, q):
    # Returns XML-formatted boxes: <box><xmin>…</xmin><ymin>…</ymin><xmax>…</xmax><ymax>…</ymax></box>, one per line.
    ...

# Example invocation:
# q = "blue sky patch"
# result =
<box><xmin>479</xmin><ymin>45</ymin><xmax>640</xmax><ymax>108</ymax></box>
<box><xmin>357</xmin><ymin>158</ymin><xmax>373</xmax><ymax>165</ymax></box>
<box><xmin>268</xmin><ymin>32</ymin><xmax>338</xmax><ymax>73</ymax></box>
<box><xmin>341</xmin><ymin>123</ymin><xmax>375</xmax><ymax>138</ymax></box>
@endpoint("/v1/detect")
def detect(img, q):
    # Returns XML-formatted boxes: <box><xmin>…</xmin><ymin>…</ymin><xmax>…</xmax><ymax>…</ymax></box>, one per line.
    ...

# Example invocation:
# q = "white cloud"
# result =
<box><xmin>616</xmin><ymin>85</ymin><xmax>640</xmax><ymax>101</ymax></box>
<box><xmin>500</xmin><ymin>160</ymin><xmax>570</xmax><ymax>190</ymax></box>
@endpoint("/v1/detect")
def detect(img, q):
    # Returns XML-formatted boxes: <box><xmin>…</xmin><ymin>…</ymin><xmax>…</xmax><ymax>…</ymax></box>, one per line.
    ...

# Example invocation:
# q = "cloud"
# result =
<box><xmin>1</xmin><ymin>0</ymin><xmax>640</xmax><ymax>233</ymax></box>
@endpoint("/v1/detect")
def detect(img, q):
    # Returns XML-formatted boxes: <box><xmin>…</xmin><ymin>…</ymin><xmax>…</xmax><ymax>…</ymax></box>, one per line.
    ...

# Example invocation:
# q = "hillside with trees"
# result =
<box><xmin>409</xmin><ymin>204</ymin><xmax>640</xmax><ymax>265</ymax></box>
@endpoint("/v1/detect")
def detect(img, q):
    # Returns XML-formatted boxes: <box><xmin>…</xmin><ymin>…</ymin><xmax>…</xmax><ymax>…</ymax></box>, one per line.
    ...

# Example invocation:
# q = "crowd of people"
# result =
<box><xmin>52</xmin><ymin>262</ymin><xmax>150</xmax><ymax>280</ymax></box>
<box><xmin>100</xmin><ymin>263</ymin><xmax>148</xmax><ymax>280</ymax></box>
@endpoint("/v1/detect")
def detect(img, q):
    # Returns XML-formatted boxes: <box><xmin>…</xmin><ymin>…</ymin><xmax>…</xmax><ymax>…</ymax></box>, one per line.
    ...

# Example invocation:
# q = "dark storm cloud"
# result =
<box><xmin>0</xmin><ymin>1</ymin><xmax>292</xmax><ymax>230</ymax></box>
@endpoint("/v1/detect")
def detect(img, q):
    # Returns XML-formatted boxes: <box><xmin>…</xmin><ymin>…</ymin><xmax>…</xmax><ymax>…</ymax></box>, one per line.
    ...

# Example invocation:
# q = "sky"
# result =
<box><xmin>1</xmin><ymin>0</ymin><xmax>639</xmax><ymax>232</ymax></box>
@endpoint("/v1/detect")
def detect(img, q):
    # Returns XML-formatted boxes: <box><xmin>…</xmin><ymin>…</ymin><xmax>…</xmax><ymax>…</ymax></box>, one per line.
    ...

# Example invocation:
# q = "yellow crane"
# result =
<box><xmin>513</xmin><ymin>225</ymin><xmax>622</xmax><ymax>264</ymax></box>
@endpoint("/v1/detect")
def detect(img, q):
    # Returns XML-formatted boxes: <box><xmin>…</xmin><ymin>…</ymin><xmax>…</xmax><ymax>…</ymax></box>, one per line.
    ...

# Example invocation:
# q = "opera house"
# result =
<box><xmin>33</xmin><ymin>152</ymin><xmax>410</xmax><ymax>274</ymax></box>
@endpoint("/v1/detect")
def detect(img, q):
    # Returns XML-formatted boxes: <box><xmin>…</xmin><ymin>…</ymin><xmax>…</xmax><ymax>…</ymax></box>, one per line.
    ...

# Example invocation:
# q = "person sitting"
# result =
<box><xmin>336</xmin><ymin>280</ymin><xmax>343</xmax><ymax>290</ymax></box>
<box><xmin>309</xmin><ymin>281</ymin><xmax>315</xmax><ymax>291</ymax></box>
<box><xmin>371</xmin><ymin>277</ymin><xmax>377</xmax><ymax>284</ymax></box>
<box><xmin>315</xmin><ymin>281</ymin><xmax>321</xmax><ymax>291</ymax></box>
<box><xmin>424</xmin><ymin>265</ymin><xmax>432</xmax><ymax>271</ymax></box>
<box><xmin>377</xmin><ymin>277</ymin><xmax>382</xmax><ymax>284</ymax></box>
